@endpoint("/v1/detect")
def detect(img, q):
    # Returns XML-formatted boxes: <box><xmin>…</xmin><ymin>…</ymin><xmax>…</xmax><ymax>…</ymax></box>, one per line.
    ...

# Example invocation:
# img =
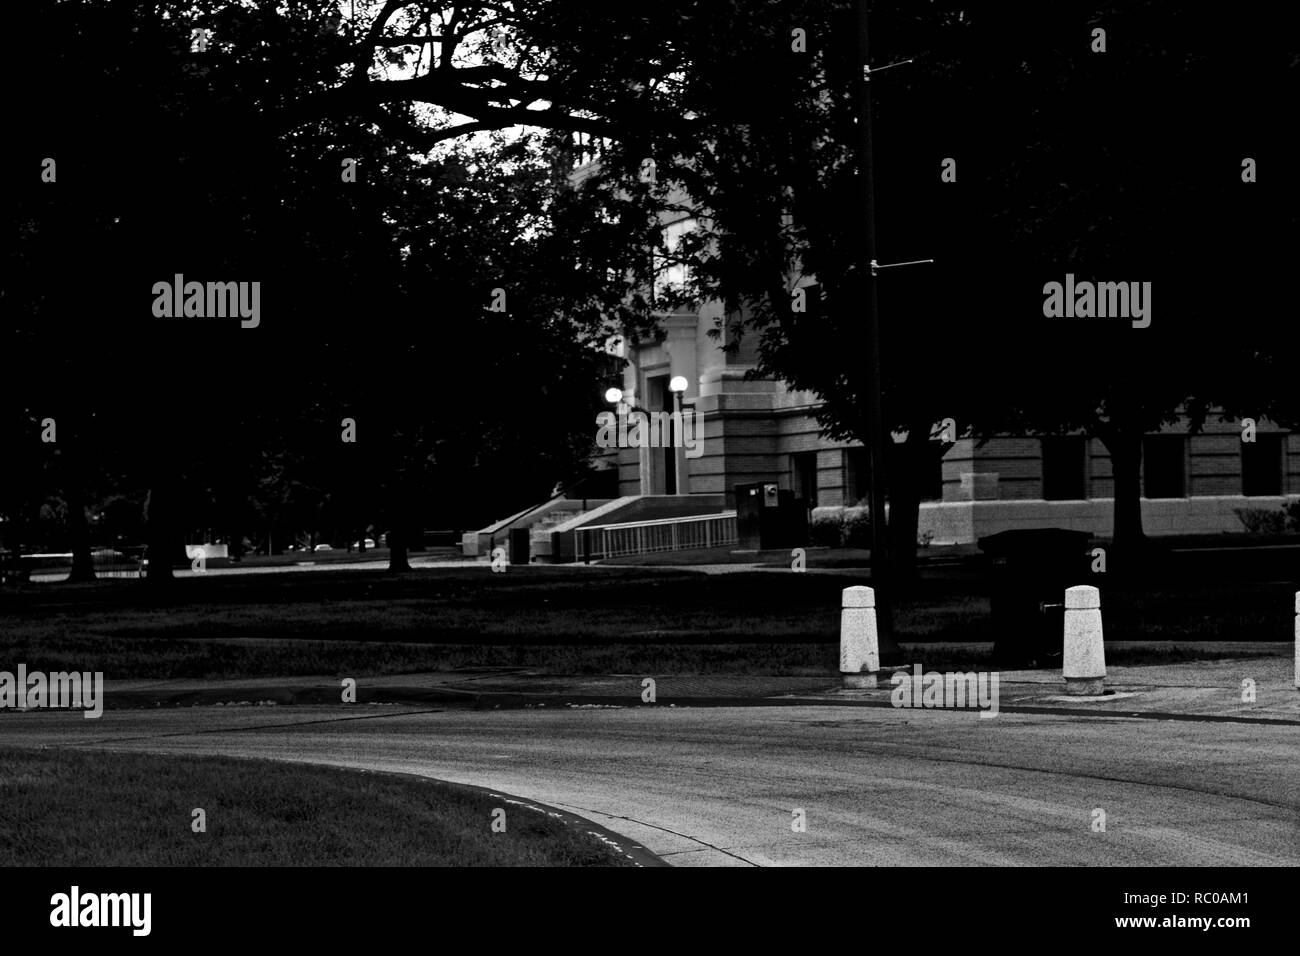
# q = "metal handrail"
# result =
<box><xmin>580</xmin><ymin>511</ymin><xmax>737</xmax><ymax>533</ymax></box>
<box><xmin>579</xmin><ymin>510</ymin><xmax>738</xmax><ymax>562</ymax></box>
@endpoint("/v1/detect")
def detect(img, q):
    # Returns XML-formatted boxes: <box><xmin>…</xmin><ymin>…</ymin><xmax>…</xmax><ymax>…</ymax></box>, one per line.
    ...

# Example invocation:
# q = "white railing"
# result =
<box><xmin>579</xmin><ymin>511</ymin><xmax>738</xmax><ymax>561</ymax></box>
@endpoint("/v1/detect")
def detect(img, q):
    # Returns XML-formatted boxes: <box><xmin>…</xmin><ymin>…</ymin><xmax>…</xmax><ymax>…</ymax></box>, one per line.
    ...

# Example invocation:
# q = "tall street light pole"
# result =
<box><xmin>852</xmin><ymin>0</ymin><xmax>903</xmax><ymax>663</ymax></box>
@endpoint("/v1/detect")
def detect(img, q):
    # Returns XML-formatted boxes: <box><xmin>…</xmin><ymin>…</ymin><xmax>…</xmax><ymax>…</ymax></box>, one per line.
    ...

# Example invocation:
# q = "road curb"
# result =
<box><xmin>68</xmin><ymin>684</ymin><xmax>1300</xmax><ymax>726</ymax></box>
<box><xmin>301</xmin><ymin>765</ymin><xmax>670</xmax><ymax>868</ymax></box>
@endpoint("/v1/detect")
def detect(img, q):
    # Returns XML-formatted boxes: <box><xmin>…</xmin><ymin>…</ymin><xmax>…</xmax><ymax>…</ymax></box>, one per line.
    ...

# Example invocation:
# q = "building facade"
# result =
<box><xmin>579</xmin><ymin>144</ymin><xmax>1297</xmax><ymax>545</ymax></box>
<box><xmin>599</xmin><ymin>306</ymin><xmax>1300</xmax><ymax>544</ymax></box>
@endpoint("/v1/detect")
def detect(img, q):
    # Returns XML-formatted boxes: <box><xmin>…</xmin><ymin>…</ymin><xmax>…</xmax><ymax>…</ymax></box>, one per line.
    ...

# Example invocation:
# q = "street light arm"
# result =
<box><xmin>863</xmin><ymin>58</ymin><xmax>913</xmax><ymax>79</ymax></box>
<box><xmin>871</xmin><ymin>257</ymin><xmax>936</xmax><ymax>276</ymax></box>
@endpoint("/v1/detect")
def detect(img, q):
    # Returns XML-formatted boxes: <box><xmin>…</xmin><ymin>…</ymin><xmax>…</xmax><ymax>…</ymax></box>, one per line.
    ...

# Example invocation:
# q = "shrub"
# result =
<box><xmin>809</xmin><ymin>513</ymin><xmax>842</xmax><ymax>548</ymax></box>
<box><xmin>808</xmin><ymin>507</ymin><xmax>871</xmax><ymax>548</ymax></box>
<box><xmin>1234</xmin><ymin>507</ymin><xmax>1287</xmax><ymax>535</ymax></box>
<box><xmin>841</xmin><ymin>509</ymin><xmax>872</xmax><ymax>548</ymax></box>
<box><xmin>1285</xmin><ymin>500</ymin><xmax>1300</xmax><ymax>533</ymax></box>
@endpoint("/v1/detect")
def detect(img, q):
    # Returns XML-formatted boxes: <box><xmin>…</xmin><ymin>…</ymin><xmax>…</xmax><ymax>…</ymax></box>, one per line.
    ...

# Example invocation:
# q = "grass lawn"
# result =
<box><xmin>0</xmin><ymin>747</ymin><xmax>633</xmax><ymax>866</ymax></box>
<box><xmin>0</xmin><ymin>557</ymin><xmax>1295</xmax><ymax>680</ymax></box>
<box><xmin>0</xmin><ymin>566</ymin><xmax>984</xmax><ymax>678</ymax></box>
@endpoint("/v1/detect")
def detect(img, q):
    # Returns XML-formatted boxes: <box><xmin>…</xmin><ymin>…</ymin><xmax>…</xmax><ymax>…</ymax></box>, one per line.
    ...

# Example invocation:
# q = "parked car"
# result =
<box><xmin>313</xmin><ymin>543</ymin><xmax>333</xmax><ymax>552</ymax></box>
<box><xmin>351</xmin><ymin>538</ymin><xmax>377</xmax><ymax>549</ymax></box>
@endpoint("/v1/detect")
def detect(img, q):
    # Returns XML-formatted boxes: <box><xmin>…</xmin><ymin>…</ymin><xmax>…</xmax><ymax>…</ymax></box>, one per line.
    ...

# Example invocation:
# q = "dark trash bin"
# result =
<box><xmin>509</xmin><ymin>527</ymin><xmax>530</xmax><ymax>565</ymax></box>
<box><xmin>734</xmin><ymin>483</ymin><xmax>810</xmax><ymax>551</ymax></box>
<box><xmin>978</xmin><ymin>528</ymin><xmax>1094</xmax><ymax>667</ymax></box>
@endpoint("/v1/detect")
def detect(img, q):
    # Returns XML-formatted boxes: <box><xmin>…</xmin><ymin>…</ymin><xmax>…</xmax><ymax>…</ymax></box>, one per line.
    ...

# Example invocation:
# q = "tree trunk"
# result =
<box><xmin>144</xmin><ymin>483</ymin><xmax>175</xmax><ymax>584</ymax></box>
<box><xmin>886</xmin><ymin>424</ymin><xmax>952</xmax><ymax>592</ymax></box>
<box><xmin>387</xmin><ymin>466</ymin><xmax>413</xmax><ymax>572</ymax></box>
<box><xmin>886</xmin><ymin>433</ymin><xmax>923</xmax><ymax>589</ymax></box>
<box><xmin>1101</xmin><ymin>430</ymin><xmax>1146</xmax><ymax>566</ymax></box>
<box><xmin>387</xmin><ymin>525</ymin><xmax>411</xmax><ymax>572</ymax></box>
<box><xmin>62</xmin><ymin>431</ymin><xmax>96</xmax><ymax>584</ymax></box>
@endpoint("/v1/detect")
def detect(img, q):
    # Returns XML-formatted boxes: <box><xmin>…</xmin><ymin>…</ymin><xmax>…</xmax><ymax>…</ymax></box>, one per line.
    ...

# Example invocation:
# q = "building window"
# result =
<box><xmin>846</xmin><ymin>444</ymin><xmax>942</xmax><ymax>504</ymax></box>
<box><xmin>917</xmin><ymin>450</ymin><xmax>944</xmax><ymax>502</ymax></box>
<box><xmin>888</xmin><ymin>442</ymin><xmax>943</xmax><ymax>502</ymax></box>
<box><xmin>845</xmin><ymin>448</ymin><xmax>869</xmax><ymax>506</ymax></box>
<box><xmin>1242</xmin><ymin>434</ymin><xmax>1284</xmax><ymax>496</ymax></box>
<box><xmin>1041</xmin><ymin>437</ymin><xmax>1087</xmax><ymax>500</ymax></box>
<box><xmin>1143</xmin><ymin>436</ymin><xmax>1186</xmax><ymax>498</ymax></box>
<box><xmin>791</xmin><ymin>453</ymin><xmax>818</xmax><ymax>509</ymax></box>
<box><xmin>652</xmin><ymin>217</ymin><xmax>694</xmax><ymax>307</ymax></box>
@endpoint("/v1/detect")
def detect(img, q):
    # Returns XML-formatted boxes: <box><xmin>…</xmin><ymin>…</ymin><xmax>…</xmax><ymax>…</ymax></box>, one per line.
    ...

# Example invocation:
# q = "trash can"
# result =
<box><xmin>509</xmin><ymin>527</ymin><xmax>530</xmax><ymax>565</ymax></box>
<box><xmin>734</xmin><ymin>483</ymin><xmax>810</xmax><ymax>550</ymax></box>
<box><xmin>977</xmin><ymin>528</ymin><xmax>1093</xmax><ymax>667</ymax></box>
<box><xmin>735</xmin><ymin>482</ymin><xmax>775</xmax><ymax>550</ymax></box>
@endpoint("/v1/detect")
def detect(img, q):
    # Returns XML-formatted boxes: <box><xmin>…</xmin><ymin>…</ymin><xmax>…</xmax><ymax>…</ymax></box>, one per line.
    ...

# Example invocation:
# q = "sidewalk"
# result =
<box><xmin>814</xmin><ymin>657</ymin><xmax>1300</xmax><ymax>723</ymax></box>
<box><xmin>93</xmin><ymin>650</ymin><xmax>1300</xmax><ymax>722</ymax></box>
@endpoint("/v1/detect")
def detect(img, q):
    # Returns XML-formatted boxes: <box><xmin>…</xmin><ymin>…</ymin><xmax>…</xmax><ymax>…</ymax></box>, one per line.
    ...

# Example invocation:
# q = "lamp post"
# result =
<box><xmin>668</xmin><ymin>376</ymin><xmax>693</xmax><ymax>496</ymax></box>
<box><xmin>603</xmin><ymin>387</ymin><xmax>653</xmax><ymax>421</ymax></box>
<box><xmin>605</xmin><ymin>385</ymin><xmax>684</xmax><ymax>495</ymax></box>
<box><xmin>853</xmin><ymin>0</ymin><xmax>904</xmax><ymax>664</ymax></box>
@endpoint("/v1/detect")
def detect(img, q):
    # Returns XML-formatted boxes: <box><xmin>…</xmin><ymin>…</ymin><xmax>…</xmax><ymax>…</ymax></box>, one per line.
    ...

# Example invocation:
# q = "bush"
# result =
<box><xmin>809</xmin><ymin>507</ymin><xmax>872</xmax><ymax>548</ymax></box>
<box><xmin>1234</xmin><ymin>507</ymin><xmax>1287</xmax><ymax>535</ymax></box>
<box><xmin>1285</xmin><ymin>500</ymin><xmax>1300</xmax><ymax>533</ymax></box>
<box><xmin>841</xmin><ymin>509</ymin><xmax>872</xmax><ymax>548</ymax></box>
<box><xmin>809</xmin><ymin>513</ymin><xmax>842</xmax><ymax>548</ymax></box>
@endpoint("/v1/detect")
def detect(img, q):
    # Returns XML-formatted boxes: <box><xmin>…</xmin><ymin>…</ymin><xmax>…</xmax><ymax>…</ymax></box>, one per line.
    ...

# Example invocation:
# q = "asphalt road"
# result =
<box><xmin>4</xmin><ymin>703</ymin><xmax>1297</xmax><ymax>866</ymax></box>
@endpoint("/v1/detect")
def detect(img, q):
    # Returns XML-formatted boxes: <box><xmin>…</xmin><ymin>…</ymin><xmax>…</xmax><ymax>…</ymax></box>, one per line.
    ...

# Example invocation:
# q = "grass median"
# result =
<box><xmin>0</xmin><ymin>563</ymin><xmax>1292</xmax><ymax>680</ymax></box>
<box><xmin>0</xmin><ymin>747</ymin><xmax>634</xmax><ymax>866</ymax></box>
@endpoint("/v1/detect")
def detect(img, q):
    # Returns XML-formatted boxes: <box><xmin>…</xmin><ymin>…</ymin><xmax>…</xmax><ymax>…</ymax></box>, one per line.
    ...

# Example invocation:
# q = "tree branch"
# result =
<box><xmin>352</xmin><ymin>0</ymin><xmax>412</xmax><ymax>83</ymax></box>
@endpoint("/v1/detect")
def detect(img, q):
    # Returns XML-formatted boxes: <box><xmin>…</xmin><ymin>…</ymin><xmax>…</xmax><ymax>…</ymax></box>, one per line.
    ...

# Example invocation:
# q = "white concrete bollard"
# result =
<box><xmin>841</xmin><ymin>586</ymin><xmax>880</xmax><ymax>689</ymax></box>
<box><xmin>1294</xmin><ymin>592</ymin><xmax>1300</xmax><ymax>692</ymax></box>
<box><xmin>1063</xmin><ymin>585</ymin><xmax>1106</xmax><ymax>696</ymax></box>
